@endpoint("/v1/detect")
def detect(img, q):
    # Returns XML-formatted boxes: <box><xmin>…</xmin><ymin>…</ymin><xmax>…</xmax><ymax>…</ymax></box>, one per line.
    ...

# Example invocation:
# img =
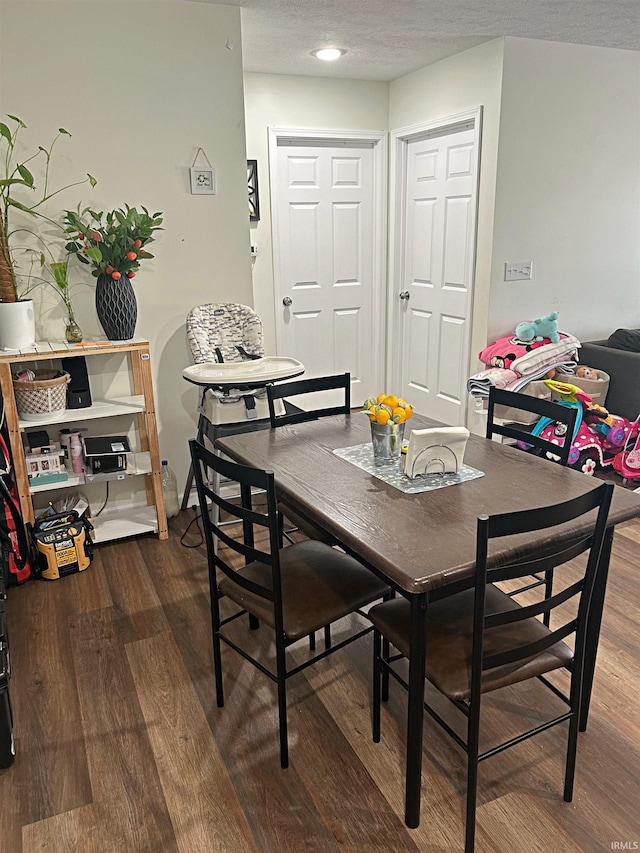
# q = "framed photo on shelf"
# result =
<box><xmin>247</xmin><ymin>159</ymin><xmax>260</xmax><ymax>222</ymax></box>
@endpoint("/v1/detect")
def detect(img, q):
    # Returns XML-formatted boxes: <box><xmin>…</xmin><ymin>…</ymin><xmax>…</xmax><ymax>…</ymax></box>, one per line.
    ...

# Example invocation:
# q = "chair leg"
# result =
<box><xmin>465</xmin><ymin>694</ymin><xmax>481</xmax><ymax>853</ymax></box>
<box><xmin>381</xmin><ymin>637</ymin><xmax>390</xmax><ymax>702</ymax></box>
<box><xmin>309</xmin><ymin>632</ymin><xmax>316</xmax><ymax>651</ymax></box>
<box><xmin>564</xmin><ymin>672</ymin><xmax>582</xmax><ymax>801</ymax></box>
<box><xmin>543</xmin><ymin>568</ymin><xmax>554</xmax><ymax>627</ymax></box>
<box><xmin>209</xmin><ymin>569</ymin><xmax>225</xmax><ymax>708</ymax></box>
<box><xmin>248</xmin><ymin>614</ymin><xmax>260</xmax><ymax>630</ymax></box>
<box><xmin>324</xmin><ymin>625</ymin><xmax>332</xmax><ymax>649</ymax></box>
<box><xmin>372</xmin><ymin>628</ymin><xmax>382</xmax><ymax>743</ymax></box>
<box><xmin>381</xmin><ymin>590</ymin><xmax>393</xmax><ymax>701</ymax></box>
<box><xmin>212</xmin><ymin>627</ymin><xmax>224</xmax><ymax>708</ymax></box>
<box><xmin>275</xmin><ymin>636</ymin><xmax>289</xmax><ymax>769</ymax></box>
<box><xmin>579</xmin><ymin>527</ymin><xmax>614</xmax><ymax>732</ymax></box>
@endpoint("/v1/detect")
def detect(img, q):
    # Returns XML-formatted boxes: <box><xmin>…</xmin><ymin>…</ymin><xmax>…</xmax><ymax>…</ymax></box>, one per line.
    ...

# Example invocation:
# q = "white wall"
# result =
<box><xmin>243</xmin><ymin>73</ymin><xmax>389</xmax><ymax>353</ymax></box>
<box><xmin>489</xmin><ymin>37</ymin><xmax>640</xmax><ymax>343</ymax></box>
<box><xmin>1</xmin><ymin>0</ymin><xmax>252</xmax><ymax>497</ymax></box>
<box><xmin>389</xmin><ymin>39</ymin><xmax>505</xmax><ymax>386</ymax></box>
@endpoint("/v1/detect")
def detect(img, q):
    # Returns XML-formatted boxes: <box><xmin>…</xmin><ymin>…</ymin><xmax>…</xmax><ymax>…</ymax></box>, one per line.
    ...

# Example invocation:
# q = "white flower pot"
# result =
<box><xmin>0</xmin><ymin>299</ymin><xmax>36</xmax><ymax>351</ymax></box>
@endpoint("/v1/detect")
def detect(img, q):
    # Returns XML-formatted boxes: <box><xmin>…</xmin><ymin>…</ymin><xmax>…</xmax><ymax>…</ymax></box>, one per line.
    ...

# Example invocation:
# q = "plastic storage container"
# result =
<box><xmin>161</xmin><ymin>460</ymin><xmax>179</xmax><ymax>519</ymax></box>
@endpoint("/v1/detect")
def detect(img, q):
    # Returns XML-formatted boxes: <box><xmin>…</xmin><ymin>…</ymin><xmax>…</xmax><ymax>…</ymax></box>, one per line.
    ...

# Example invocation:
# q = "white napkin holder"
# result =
<box><xmin>404</xmin><ymin>427</ymin><xmax>470</xmax><ymax>478</ymax></box>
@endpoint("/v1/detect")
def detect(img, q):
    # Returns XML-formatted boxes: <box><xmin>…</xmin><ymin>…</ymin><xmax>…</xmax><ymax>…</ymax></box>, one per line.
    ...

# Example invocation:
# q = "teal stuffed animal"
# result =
<box><xmin>515</xmin><ymin>311</ymin><xmax>560</xmax><ymax>344</ymax></box>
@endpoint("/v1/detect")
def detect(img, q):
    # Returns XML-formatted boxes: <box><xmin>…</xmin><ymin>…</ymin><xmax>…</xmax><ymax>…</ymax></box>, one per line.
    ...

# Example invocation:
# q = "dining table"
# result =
<box><xmin>215</xmin><ymin>411</ymin><xmax>640</xmax><ymax>828</ymax></box>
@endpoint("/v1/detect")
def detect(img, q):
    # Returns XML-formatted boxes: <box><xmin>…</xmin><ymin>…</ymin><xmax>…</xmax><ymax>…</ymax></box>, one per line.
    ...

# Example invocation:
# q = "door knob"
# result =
<box><xmin>399</xmin><ymin>291</ymin><xmax>410</xmax><ymax>301</ymax></box>
<box><xmin>282</xmin><ymin>297</ymin><xmax>292</xmax><ymax>307</ymax></box>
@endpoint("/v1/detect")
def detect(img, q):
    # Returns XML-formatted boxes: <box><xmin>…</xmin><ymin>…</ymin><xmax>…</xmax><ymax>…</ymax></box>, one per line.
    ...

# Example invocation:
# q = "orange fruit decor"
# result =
<box><xmin>363</xmin><ymin>393</ymin><xmax>414</xmax><ymax>426</ymax></box>
<box><xmin>383</xmin><ymin>395</ymin><xmax>399</xmax><ymax>410</ymax></box>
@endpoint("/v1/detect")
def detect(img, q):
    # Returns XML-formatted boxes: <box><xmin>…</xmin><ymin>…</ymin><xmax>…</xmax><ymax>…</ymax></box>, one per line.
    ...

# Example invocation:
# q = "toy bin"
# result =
<box><xmin>494</xmin><ymin>380</ymin><xmax>551</xmax><ymax>425</ymax></box>
<box><xmin>558</xmin><ymin>369</ymin><xmax>610</xmax><ymax>409</ymax></box>
<box><xmin>13</xmin><ymin>370</ymin><xmax>70</xmax><ymax>421</ymax></box>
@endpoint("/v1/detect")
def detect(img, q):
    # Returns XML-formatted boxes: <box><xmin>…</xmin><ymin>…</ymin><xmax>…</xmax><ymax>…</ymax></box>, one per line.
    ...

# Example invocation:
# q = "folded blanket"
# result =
<box><xmin>467</xmin><ymin>368</ymin><xmax>518</xmax><ymax>398</ymax></box>
<box><xmin>479</xmin><ymin>332</ymin><xmax>580</xmax><ymax>372</ymax></box>
<box><xmin>468</xmin><ymin>361</ymin><xmax>576</xmax><ymax>399</ymax></box>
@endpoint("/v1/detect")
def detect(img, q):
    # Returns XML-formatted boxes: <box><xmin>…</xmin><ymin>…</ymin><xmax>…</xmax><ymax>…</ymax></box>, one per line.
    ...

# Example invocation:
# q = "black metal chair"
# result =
<box><xmin>486</xmin><ymin>386</ymin><xmax>579</xmax><ymax>467</ymax></box>
<box><xmin>189</xmin><ymin>438</ymin><xmax>389</xmax><ymax>769</ymax></box>
<box><xmin>370</xmin><ymin>480</ymin><xmax>613</xmax><ymax>853</ymax></box>
<box><xmin>267</xmin><ymin>372</ymin><xmax>351</xmax><ymax>428</ymax></box>
<box><xmin>266</xmin><ymin>373</ymin><xmax>351</xmax><ymax>550</ymax></box>
<box><xmin>487</xmin><ymin>387</ymin><xmax>581</xmax><ymax>606</ymax></box>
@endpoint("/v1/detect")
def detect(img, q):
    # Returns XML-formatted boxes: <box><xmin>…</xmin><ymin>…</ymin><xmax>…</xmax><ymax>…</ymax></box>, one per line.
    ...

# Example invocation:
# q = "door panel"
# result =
<box><xmin>397</xmin><ymin>124</ymin><xmax>478</xmax><ymax>425</ymax></box>
<box><xmin>273</xmin><ymin>138</ymin><xmax>381</xmax><ymax>405</ymax></box>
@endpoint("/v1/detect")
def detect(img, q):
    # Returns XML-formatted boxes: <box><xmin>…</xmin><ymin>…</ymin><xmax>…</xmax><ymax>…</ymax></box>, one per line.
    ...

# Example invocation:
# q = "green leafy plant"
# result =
<box><xmin>0</xmin><ymin>114</ymin><xmax>96</xmax><ymax>302</ymax></box>
<box><xmin>63</xmin><ymin>205</ymin><xmax>163</xmax><ymax>281</ymax></box>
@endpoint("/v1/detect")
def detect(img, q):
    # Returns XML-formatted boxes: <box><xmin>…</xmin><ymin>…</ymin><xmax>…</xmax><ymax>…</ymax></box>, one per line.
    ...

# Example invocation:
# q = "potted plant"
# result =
<box><xmin>0</xmin><ymin>115</ymin><xmax>96</xmax><ymax>349</ymax></box>
<box><xmin>63</xmin><ymin>205</ymin><xmax>163</xmax><ymax>341</ymax></box>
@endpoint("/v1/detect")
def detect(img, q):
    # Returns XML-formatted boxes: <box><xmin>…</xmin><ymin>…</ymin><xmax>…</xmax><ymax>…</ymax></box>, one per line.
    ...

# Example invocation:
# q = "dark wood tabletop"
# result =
<box><xmin>216</xmin><ymin>413</ymin><xmax>640</xmax><ymax>595</ymax></box>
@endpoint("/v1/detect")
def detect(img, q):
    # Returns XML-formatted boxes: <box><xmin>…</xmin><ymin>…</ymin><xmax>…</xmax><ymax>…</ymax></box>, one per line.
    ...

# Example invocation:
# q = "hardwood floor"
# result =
<box><xmin>1</xmin><ymin>508</ymin><xmax>639</xmax><ymax>852</ymax></box>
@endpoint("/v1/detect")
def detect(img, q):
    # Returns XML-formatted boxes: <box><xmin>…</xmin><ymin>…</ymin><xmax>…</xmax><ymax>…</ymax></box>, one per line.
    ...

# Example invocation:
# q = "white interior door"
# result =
<box><xmin>270</xmin><ymin>130</ymin><xmax>386</xmax><ymax>407</ymax></box>
<box><xmin>392</xmin><ymin>113</ymin><xmax>481</xmax><ymax>425</ymax></box>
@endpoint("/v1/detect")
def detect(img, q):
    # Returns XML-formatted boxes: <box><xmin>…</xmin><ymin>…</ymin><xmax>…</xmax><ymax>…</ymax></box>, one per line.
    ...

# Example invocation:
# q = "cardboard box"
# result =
<box><xmin>25</xmin><ymin>448</ymin><xmax>65</xmax><ymax>479</ymax></box>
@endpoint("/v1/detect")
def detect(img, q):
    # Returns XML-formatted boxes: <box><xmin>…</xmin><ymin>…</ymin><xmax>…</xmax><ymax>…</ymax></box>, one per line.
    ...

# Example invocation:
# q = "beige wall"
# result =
<box><xmin>1</xmin><ymin>0</ymin><xmax>251</xmax><ymax>496</ymax></box>
<box><xmin>244</xmin><ymin>73</ymin><xmax>389</xmax><ymax>353</ymax></box>
<box><xmin>489</xmin><ymin>37</ymin><xmax>640</xmax><ymax>343</ymax></box>
<box><xmin>389</xmin><ymin>39</ymin><xmax>505</xmax><ymax>388</ymax></box>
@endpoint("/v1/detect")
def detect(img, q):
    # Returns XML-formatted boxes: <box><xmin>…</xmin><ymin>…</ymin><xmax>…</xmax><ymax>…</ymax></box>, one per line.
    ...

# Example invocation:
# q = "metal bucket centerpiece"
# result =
<box><xmin>370</xmin><ymin>421</ymin><xmax>406</xmax><ymax>461</ymax></box>
<box><xmin>364</xmin><ymin>394</ymin><xmax>414</xmax><ymax>463</ymax></box>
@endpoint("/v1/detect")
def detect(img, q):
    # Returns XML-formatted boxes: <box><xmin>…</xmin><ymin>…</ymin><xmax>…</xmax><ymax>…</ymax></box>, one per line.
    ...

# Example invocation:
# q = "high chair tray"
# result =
<box><xmin>183</xmin><ymin>357</ymin><xmax>304</xmax><ymax>387</ymax></box>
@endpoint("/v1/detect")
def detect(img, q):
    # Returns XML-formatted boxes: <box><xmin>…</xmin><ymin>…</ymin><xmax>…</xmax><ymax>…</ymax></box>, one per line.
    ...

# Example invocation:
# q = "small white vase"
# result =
<box><xmin>0</xmin><ymin>299</ymin><xmax>36</xmax><ymax>350</ymax></box>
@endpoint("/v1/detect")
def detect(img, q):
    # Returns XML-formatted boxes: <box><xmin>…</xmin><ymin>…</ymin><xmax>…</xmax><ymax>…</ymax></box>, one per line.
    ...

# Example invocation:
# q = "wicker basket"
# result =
<box><xmin>13</xmin><ymin>370</ymin><xmax>70</xmax><ymax>421</ymax></box>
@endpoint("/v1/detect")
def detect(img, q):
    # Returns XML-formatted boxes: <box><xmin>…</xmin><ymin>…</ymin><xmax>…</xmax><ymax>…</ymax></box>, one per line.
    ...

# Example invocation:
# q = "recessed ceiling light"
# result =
<box><xmin>311</xmin><ymin>48</ymin><xmax>346</xmax><ymax>62</ymax></box>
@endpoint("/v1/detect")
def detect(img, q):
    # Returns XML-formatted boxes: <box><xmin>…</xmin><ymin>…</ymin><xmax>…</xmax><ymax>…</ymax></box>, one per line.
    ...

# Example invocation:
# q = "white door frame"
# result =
<box><xmin>386</xmin><ymin>108</ymin><xmax>483</xmax><ymax>410</ymax></box>
<box><xmin>268</xmin><ymin>126</ymin><xmax>388</xmax><ymax>390</ymax></box>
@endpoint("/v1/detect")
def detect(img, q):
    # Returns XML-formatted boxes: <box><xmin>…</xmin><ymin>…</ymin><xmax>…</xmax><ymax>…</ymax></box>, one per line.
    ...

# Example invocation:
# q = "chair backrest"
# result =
<box><xmin>189</xmin><ymin>439</ymin><xmax>285</xmax><ymax>628</ymax></box>
<box><xmin>472</xmin><ymin>481</ymin><xmax>613</xmax><ymax>688</ymax></box>
<box><xmin>486</xmin><ymin>387</ymin><xmax>579</xmax><ymax>466</ymax></box>
<box><xmin>186</xmin><ymin>303</ymin><xmax>265</xmax><ymax>364</ymax></box>
<box><xmin>267</xmin><ymin>373</ymin><xmax>351</xmax><ymax>427</ymax></box>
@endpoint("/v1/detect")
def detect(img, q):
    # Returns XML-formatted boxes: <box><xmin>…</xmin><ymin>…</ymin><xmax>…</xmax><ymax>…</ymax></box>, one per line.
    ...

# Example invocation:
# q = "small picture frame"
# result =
<box><xmin>247</xmin><ymin>159</ymin><xmax>260</xmax><ymax>222</ymax></box>
<box><xmin>190</xmin><ymin>167</ymin><xmax>215</xmax><ymax>195</ymax></box>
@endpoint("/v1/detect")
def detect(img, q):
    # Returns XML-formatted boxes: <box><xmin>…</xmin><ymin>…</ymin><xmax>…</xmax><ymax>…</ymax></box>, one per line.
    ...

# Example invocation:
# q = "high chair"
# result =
<box><xmin>181</xmin><ymin>302</ymin><xmax>303</xmax><ymax>509</ymax></box>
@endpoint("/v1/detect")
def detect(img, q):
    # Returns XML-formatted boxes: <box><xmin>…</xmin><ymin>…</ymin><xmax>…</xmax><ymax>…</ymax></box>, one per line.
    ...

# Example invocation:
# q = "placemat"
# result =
<box><xmin>333</xmin><ymin>443</ymin><xmax>485</xmax><ymax>494</ymax></box>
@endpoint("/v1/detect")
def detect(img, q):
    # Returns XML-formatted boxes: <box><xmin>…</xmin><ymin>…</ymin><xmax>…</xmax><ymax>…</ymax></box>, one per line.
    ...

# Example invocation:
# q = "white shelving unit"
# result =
<box><xmin>0</xmin><ymin>338</ymin><xmax>168</xmax><ymax>543</ymax></box>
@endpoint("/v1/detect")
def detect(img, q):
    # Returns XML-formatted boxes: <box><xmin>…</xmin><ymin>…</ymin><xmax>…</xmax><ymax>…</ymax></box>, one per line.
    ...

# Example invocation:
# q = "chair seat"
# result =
<box><xmin>369</xmin><ymin>586</ymin><xmax>573</xmax><ymax>701</ymax></box>
<box><xmin>219</xmin><ymin>539</ymin><xmax>389</xmax><ymax>641</ymax></box>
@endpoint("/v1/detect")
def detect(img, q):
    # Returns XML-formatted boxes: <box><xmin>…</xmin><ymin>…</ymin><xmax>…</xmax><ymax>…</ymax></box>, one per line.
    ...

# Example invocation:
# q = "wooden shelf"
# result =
<box><xmin>19</xmin><ymin>396</ymin><xmax>146</xmax><ymax>429</ymax></box>
<box><xmin>91</xmin><ymin>505</ymin><xmax>158</xmax><ymax>543</ymax></box>
<box><xmin>29</xmin><ymin>452</ymin><xmax>152</xmax><ymax>494</ymax></box>
<box><xmin>0</xmin><ymin>339</ymin><xmax>168</xmax><ymax>542</ymax></box>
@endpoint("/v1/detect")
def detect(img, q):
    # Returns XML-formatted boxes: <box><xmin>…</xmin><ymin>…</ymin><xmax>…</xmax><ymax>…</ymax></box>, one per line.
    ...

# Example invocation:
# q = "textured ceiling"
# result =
<box><xmin>198</xmin><ymin>0</ymin><xmax>640</xmax><ymax>81</ymax></box>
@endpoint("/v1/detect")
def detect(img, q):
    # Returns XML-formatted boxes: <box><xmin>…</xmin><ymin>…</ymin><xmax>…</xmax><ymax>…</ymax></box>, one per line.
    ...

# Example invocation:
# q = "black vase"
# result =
<box><xmin>95</xmin><ymin>272</ymin><xmax>137</xmax><ymax>341</ymax></box>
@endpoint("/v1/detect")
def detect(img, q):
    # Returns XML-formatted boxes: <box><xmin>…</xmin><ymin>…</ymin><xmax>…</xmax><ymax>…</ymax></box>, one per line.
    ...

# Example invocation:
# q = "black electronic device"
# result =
<box><xmin>61</xmin><ymin>357</ymin><xmax>92</xmax><ymax>409</ymax></box>
<box><xmin>27</xmin><ymin>430</ymin><xmax>50</xmax><ymax>452</ymax></box>
<box><xmin>82</xmin><ymin>435</ymin><xmax>131</xmax><ymax>474</ymax></box>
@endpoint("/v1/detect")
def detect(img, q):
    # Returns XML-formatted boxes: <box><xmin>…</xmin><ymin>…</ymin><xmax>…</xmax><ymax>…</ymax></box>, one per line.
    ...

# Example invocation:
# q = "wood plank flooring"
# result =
<box><xmin>1</xmin><ymin>508</ymin><xmax>639</xmax><ymax>852</ymax></box>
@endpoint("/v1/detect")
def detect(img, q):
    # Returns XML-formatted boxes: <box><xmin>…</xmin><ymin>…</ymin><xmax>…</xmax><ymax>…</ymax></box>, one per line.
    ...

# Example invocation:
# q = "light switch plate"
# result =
<box><xmin>504</xmin><ymin>261</ymin><xmax>533</xmax><ymax>281</ymax></box>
